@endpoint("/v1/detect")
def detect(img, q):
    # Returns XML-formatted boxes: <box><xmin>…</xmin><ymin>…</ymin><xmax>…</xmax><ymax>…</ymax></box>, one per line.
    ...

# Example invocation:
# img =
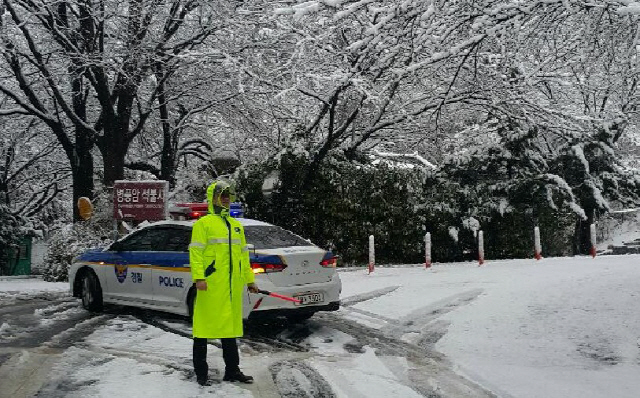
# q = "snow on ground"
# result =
<box><xmin>37</xmin><ymin>317</ymin><xmax>253</xmax><ymax>398</ymax></box>
<box><xmin>310</xmin><ymin>346</ymin><xmax>424</xmax><ymax>398</ymax></box>
<box><xmin>339</xmin><ymin>256</ymin><xmax>640</xmax><ymax>398</ymax></box>
<box><xmin>0</xmin><ymin>278</ymin><xmax>68</xmax><ymax>294</ymax></box>
<box><xmin>0</xmin><ymin>278</ymin><xmax>68</xmax><ymax>310</ymax></box>
<box><xmin>2</xmin><ymin>255</ymin><xmax>640</xmax><ymax>397</ymax></box>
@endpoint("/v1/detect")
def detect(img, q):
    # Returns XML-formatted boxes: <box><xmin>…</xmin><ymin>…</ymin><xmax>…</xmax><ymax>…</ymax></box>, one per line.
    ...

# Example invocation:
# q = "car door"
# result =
<box><xmin>106</xmin><ymin>228</ymin><xmax>166</xmax><ymax>303</ymax></box>
<box><xmin>151</xmin><ymin>226</ymin><xmax>192</xmax><ymax>309</ymax></box>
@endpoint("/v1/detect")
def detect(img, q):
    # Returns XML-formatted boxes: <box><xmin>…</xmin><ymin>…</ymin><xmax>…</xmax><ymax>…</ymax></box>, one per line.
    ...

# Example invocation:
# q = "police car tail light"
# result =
<box><xmin>251</xmin><ymin>262</ymin><xmax>287</xmax><ymax>274</ymax></box>
<box><xmin>250</xmin><ymin>254</ymin><xmax>286</xmax><ymax>274</ymax></box>
<box><xmin>320</xmin><ymin>252</ymin><xmax>338</xmax><ymax>268</ymax></box>
<box><xmin>190</xmin><ymin>211</ymin><xmax>203</xmax><ymax>218</ymax></box>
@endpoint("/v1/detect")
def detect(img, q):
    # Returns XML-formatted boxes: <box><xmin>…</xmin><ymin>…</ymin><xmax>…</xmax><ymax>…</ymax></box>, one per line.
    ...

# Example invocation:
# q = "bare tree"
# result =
<box><xmin>0</xmin><ymin>0</ymin><xmax>233</xmax><ymax>219</ymax></box>
<box><xmin>0</xmin><ymin>114</ymin><xmax>70</xmax><ymax>220</ymax></box>
<box><xmin>240</xmin><ymin>1</ymin><xmax>639</xmax><ymax>190</ymax></box>
<box><xmin>239</xmin><ymin>1</ymin><xmax>554</xmax><ymax>188</ymax></box>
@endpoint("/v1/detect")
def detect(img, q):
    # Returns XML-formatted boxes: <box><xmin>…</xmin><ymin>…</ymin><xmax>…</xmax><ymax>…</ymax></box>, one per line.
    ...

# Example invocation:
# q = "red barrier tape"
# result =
<box><xmin>257</xmin><ymin>289</ymin><xmax>301</xmax><ymax>304</ymax></box>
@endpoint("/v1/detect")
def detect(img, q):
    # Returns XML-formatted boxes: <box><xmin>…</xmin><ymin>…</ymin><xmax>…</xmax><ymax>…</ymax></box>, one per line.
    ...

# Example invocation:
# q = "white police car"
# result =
<box><xmin>69</xmin><ymin>218</ymin><xmax>341</xmax><ymax>321</ymax></box>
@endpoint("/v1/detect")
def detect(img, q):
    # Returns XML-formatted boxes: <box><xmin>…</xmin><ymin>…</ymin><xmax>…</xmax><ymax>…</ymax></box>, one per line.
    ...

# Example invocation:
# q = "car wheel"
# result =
<box><xmin>286</xmin><ymin>312</ymin><xmax>314</xmax><ymax>323</ymax></box>
<box><xmin>81</xmin><ymin>271</ymin><xmax>103</xmax><ymax>312</ymax></box>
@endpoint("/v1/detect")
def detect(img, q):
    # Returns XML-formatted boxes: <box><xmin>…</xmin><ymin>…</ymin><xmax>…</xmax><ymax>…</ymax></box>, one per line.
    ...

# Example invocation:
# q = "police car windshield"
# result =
<box><xmin>244</xmin><ymin>226</ymin><xmax>311</xmax><ymax>249</ymax></box>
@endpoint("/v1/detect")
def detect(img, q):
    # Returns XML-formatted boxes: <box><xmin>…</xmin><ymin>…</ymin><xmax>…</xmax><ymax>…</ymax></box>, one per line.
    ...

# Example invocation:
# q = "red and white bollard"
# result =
<box><xmin>425</xmin><ymin>232</ymin><xmax>432</xmax><ymax>269</ymax></box>
<box><xmin>589</xmin><ymin>223</ymin><xmax>597</xmax><ymax>258</ymax></box>
<box><xmin>534</xmin><ymin>226</ymin><xmax>542</xmax><ymax>260</ymax></box>
<box><xmin>478</xmin><ymin>230</ymin><xmax>485</xmax><ymax>266</ymax></box>
<box><xmin>368</xmin><ymin>235</ymin><xmax>375</xmax><ymax>274</ymax></box>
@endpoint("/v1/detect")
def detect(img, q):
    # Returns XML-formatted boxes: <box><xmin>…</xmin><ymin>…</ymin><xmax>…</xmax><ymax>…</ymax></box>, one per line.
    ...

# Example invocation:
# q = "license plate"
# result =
<box><xmin>295</xmin><ymin>292</ymin><xmax>324</xmax><ymax>305</ymax></box>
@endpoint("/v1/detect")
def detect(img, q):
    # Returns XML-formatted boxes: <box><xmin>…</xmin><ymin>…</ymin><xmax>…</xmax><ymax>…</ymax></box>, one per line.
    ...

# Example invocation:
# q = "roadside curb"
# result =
<box><xmin>0</xmin><ymin>275</ymin><xmax>42</xmax><ymax>281</ymax></box>
<box><xmin>338</xmin><ymin>264</ymin><xmax>424</xmax><ymax>272</ymax></box>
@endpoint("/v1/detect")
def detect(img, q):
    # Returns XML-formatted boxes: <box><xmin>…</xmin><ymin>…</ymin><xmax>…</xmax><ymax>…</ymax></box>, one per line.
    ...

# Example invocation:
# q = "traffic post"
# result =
<box><xmin>478</xmin><ymin>230</ymin><xmax>485</xmax><ymax>266</ymax></box>
<box><xmin>534</xmin><ymin>226</ymin><xmax>542</xmax><ymax>260</ymax></box>
<box><xmin>368</xmin><ymin>235</ymin><xmax>375</xmax><ymax>274</ymax></box>
<box><xmin>425</xmin><ymin>232</ymin><xmax>432</xmax><ymax>269</ymax></box>
<box><xmin>589</xmin><ymin>224</ymin><xmax>597</xmax><ymax>258</ymax></box>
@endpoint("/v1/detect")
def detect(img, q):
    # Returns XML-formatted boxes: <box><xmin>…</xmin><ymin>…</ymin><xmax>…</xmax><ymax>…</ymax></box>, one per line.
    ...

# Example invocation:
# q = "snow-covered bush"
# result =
<box><xmin>43</xmin><ymin>222</ymin><xmax>113</xmax><ymax>282</ymax></box>
<box><xmin>0</xmin><ymin>201</ymin><xmax>23</xmax><ymax>275</ymax></box>
<box><xmin>238</xmin><ymin>117</ymin><xmax>640</xmax><ymax>264</ymax></box>
<box><xmin>238</xmin><ymin>149</ymin><xmax>431</xmax><ymax>265</ymax></box>
<box><xmin>42</xmin><ymin>190</ymin><xmax>115</xmax><ymax>282</ymax></box>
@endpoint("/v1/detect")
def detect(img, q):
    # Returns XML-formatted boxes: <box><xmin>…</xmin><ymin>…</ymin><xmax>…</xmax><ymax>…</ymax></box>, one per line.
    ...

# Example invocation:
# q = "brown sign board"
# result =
<box><xmin>113</xmin><ymin>180</ymin><xmax>169</xmax><ymax>221</ymax></box>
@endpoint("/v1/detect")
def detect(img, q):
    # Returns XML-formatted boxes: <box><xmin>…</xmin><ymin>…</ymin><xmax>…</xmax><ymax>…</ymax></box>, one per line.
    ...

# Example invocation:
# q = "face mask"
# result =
<box><xmin>217</xmin><ymin>189</ymin><xmax>232</xmax><ymax>209</ymax></box>
<box><xmin>212</xmin><ymin>180</ymin><xmax>236</xmax><ymax>210</ymax></box>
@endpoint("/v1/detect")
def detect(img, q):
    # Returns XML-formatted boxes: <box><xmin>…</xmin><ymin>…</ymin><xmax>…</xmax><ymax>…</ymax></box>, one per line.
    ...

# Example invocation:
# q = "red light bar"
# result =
<box><xmin>176</xmin><ymin>202</ymin><xmax>208</xmax><ymax>210</ymax></box>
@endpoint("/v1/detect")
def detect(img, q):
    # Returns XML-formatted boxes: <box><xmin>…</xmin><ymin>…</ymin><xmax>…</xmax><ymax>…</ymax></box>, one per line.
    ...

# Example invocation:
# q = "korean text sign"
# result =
<box><xmin>113</xmin><ymin>180</ymin><xmax>169</xmax><ymax>221</ymax></box>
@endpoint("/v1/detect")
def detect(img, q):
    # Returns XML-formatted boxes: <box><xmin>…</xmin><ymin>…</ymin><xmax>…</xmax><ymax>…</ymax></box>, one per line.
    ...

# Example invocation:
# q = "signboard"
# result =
<box><xmin>113</xmin><ymin>180</ymin><xmax>169</xmax><ymax>221</ymax></box>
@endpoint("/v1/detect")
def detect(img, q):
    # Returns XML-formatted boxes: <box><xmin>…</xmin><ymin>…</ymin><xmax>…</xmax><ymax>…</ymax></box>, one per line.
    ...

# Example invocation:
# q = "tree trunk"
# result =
<box><xmin>102</xmin><ymin>143</ymin><xmax>127</xmax><ymax>187</ymax></box>
<box><xmin>157</xmin><ymin>73</ymin><xmax>177</xmax><ymax>188</ymax></box>
<box><xmin>70</xmin><ymin>59</ymin><xmax>94</xmax><ymax>221</ymax></box>
<box><xmin>0</xmin><ymin>147</ymin><xmax>11</xmax><ymax>205</ymax></box>
<box><xmin>71</xmin><ymin>157</ymin><xmax>94</xmax><ymax>221</ymax></box>
<box><xmin>160</xmin><ymin>133</ymin><xmax>177</xmax><ymax>189</ymax></box>
<box><xmin>99</xmin><ymin>121</ymin><xmax>130</xmax><ymax>187</ymax></box>
<box><xmin>573</xmin><ymin>211</ymin><xmax>594</xmax><ymax>255</ymax></box>
<box><xmin>72</xmin><ymin>128</ymin><xmax>94</xmax><ymax>221</ymax></box>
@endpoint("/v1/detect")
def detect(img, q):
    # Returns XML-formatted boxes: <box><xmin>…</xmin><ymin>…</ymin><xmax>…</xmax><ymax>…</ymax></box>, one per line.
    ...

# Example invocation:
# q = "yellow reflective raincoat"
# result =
<box><xmin>189</xmin><ymin>181</ymin><xmax>255</xmax><ymax>338</ymax></box>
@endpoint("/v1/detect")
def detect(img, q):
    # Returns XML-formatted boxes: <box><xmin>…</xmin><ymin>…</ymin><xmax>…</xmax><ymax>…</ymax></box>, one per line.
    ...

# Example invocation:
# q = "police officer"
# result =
<box><xmin>189</xmin><ymin>179</ymin><xmax>258</xmax><ymax>386</ymax></box>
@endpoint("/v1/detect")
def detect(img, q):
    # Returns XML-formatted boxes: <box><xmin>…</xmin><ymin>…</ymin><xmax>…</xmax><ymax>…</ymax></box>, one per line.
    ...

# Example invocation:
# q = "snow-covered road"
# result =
<box><xmin>1</xmin><ymin>255</ymin><xmax>639</xmax><ymax>398</ymax></box>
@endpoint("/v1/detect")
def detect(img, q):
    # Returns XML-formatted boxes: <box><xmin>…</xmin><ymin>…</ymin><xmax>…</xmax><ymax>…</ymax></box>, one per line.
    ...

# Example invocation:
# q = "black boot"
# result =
<box><xmin>197</xmin><ymin>378</ymin><xmax>213</xmax><ymax>387</ymax></box>
<box><xmin>193</xmin><ymin>338</ymin><xmax>210</xmax><ymax>386</ymax></box>
<box><xmin>221</xmin><ymin>338</ymin><xmax>252</xmax><ymax>383</ymax></box>
<box><xmin>223</xmin><ymin>369</ymin><xmax>254</xmax><ymax>384</ymax></box>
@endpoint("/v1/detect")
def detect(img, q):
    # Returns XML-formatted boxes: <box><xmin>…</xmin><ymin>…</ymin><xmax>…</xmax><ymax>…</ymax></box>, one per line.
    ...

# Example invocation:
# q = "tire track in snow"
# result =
<box><xmin>341</xmin><ymin>286</ymin><xmax>400</xmax><ymax>306</ymax></box>
<box><xmin>0</xmin><ymin>294</ymin><xmax>118</xmax><ymax>398</ymax></box>
<box><xmin>71</xmin><ymin>342</ymin><xmax>200</xmax><ymax>382</ymax></box>
<box><xmin>383</xmin><ymin>289</ymin><xmax>484</xmax><ymax>349</ymax></box>
<box><xmin>0</xmin><ymin>296</ymin><xmax>110</xmax><ymax>349</ymax></box>
<box><xmin>0</xmin><ymin>312</ymin><xmax>112</xmax><ymax>398</ymax></box>
<box><xmin>136</xmin><ymin>311</ymin><xmax>337</xmax><ymax>396</ymax></box>
<box><xmin>138</xmin><ymin>310</ymin><xmax>312</xmax><ymax>353</ymax></box>
<box><xmin>270</xmin><ymin>360</ymin><xmax>336</xmax><ymax>398</ymax></box>
<box><xmin>0</xmin><ymin>291</ymin><xmax>69</xmax><ymax>312</ymax></box>
<box><xmin>126</xmin><ymin>287</ymin><xmax>491</xmax><ymax>398</ymax></box>
<box><xmin>42</xmin><ymin>314</ymin><xmax>114</xmax><ymax>349</ymax></box>
<box><xmin>314</xmin><ymin>308</ymin><xmax>496</xmax><ymax>398</ymax></box>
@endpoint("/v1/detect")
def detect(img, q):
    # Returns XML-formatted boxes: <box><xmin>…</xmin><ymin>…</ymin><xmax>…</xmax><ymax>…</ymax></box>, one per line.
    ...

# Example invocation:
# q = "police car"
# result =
<box><xmin>69</xmin><ymin>216</ymin><xmax>341</xmax><ymax>321</ymax></box>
